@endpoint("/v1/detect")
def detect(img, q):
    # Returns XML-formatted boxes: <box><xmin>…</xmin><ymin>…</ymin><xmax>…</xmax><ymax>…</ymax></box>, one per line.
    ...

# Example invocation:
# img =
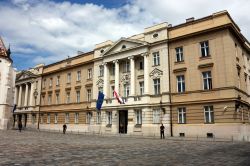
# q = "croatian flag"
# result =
<box><xmin>113</xmin><ymin>90</ymin><xmax>125</xmax><ymax>104</ymax></box>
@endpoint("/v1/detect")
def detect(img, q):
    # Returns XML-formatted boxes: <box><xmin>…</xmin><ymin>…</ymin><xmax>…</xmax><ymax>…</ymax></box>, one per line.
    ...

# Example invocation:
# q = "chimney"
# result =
<box><xmin>186</xmin><ymin>17</ymin><xmax>195</xmax><ymax>23</ymax></box>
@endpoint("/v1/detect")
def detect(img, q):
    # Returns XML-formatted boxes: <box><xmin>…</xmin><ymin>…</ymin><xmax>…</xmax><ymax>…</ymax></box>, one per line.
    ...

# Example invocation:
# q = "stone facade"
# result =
<box><xmin>0</xmin><ymin>37</ymin><xmax>16</xmax><ymax>130</ymax></box>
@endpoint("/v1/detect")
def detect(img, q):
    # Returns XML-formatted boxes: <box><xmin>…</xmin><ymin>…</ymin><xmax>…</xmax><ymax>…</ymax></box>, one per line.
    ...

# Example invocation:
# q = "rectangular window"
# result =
<box><xmin>178</xmin><ymin>107</ymin><xmax>186</xmax><ymax>124</ymax></box>
<box><xmin>200</xmin><ymin>41</ymin><xmax>209</xmax><ymax>57</ymax></box>
<box><xmin>54</xmin><ymin>113</ymin><xmax>58</xmax><ymax>124</ymax></box>
<box><xmin>32</xmin><ymin>114</ymin><xmax>36</xmax><ymax>124</ymax></box>
<box><xmin>135</xmin><ymin>110</ymin><xmax>142</xmax><ymax>125</ymax></box>
<box><xmin>76</xmin><ymin>91</ymin><xmax>80</xmax><ymax>103</ymax></box>
<box><xmin>204</xmin><ymin>106</ymin><xmax>214</xmax><ymax>123</ymax></box>
<box><xmin>110</xmin><ymin>64</ymin><xmax>115</xmax><ymax>76</ymax></box>
<box><xmin>153</xmin><ymin>79</ymin><xmax>160</xmax><ymax>95</ymax></box>
<box><xmin>35</xmin><ymin>81</ymin><xmax>38</xmax><ymax>89</ymax></box>
<box><xmin>175</xmin><ymin>47</ymin><xmax>184</xmax><ymax>62</ymax></box>
<box><xmin>177</xmin><ymin>75</ymin><xmax>185</xmax><ymax>92</ymax></box>
<box><xmin>202</xmin><ymin>71</ymin><xmax>212</xmax><ymax>90</ymax></box>
<box><xmin>86</xmin><ymin>112</ymin><xmax>92</xmax><ymax>124</ymax></box>
<box><xmin>75</xmin><ymin>113</ymin><xmax>79</xmax><ymax>124</ymax></box>
<box><xmin>87</xmin><ymin>68</ymin><xmax>92</xmax><ymax>79</ymax></box>
<box><xmin>77</xmin><ymin>70</ymin><xmax>81</xmax><ymax>81</ymax></box>
<box><xmin>139</xmin><ymin>81</ymin><xmax>144</xmax><ymax>95</ymax></box>
<box><xmin>87</xmin><ymin>89</ymin><xmax>92</xmax><ymax>102</ymax></box>
<box><xmin>47</xmin><ymin>113</ymin><xmax>50</xmax><ymax>124</ymax></box>
<box><xmin>65</xmin><ymin>113</ymin><xmax>69</xmax><ymax>123</ymax></box>
<box><xmin>125</xmin><ymin>61</ymin><xmax>130</xmax><ymax>72</ymax></box>
<box><xmin>107</xmin><ymin>111</ymin><xmax>112</xmax><ymax>125</ymax></box>
<box><xmin>56</xmin><ymin>76</ymin><xmax>60</xmax><ymax>86</ymax></box>
<box><xmin>56</xmin><ymin>93</ymin><xmax>60</xmax><ymax>104</ymax></box>
<box><xmin>40</xmin><ymin>114</ymin><xmax>44</xmax><ymax>124</ymax></box>
<box><xmin>66</xmin><ymin>92</ymin><xmax>70</xmax><ymax>104</ymax></box>
<box><xmin>153</xmin><ymin>109</ymin><xmax>161</xmax><ymax>124</ymax></box>
<box><xmin>96</xmin><ymin>112</ymin><xmax>101</xmax><ymax>124</ymax></box>
<box><xmin>42</xmin><ymin>96</ymin><xmax>45</xmax><ymax>105</ymax></box>
<box><xmin>48</xmin><ymin>94</ymin><xmax>52</xmax><ymax>105</ymax></box>
<box><xmin>139</xmin><ymin>60</ymin><xmax>144</xmax><ymax>70</ymax></box>
<box><xmin>99</xmin><ymin>65</ymin><xmax>104</xmax><ymax>77</ymax></box>
<box><xmin>49</xmin><ymin>78</ymin><xmax>53</xmax><ymax>87</ymax></box>
<box><xmin>67</xmin><ymin>73</ymin><xmax>71</xmax><ymax>83</ymax></box>
<box><xmin>124</xmin><ymin>84</ymin><xmax>130</xmax><ymax>97</ymax></box>
<box><xmin>153</xmin><ymin>52</ymin><xmax>160</xmax><ymax>66</ymax></box>
<box><xmin>43</xmin><ymin>79</ymin><xmax>46</xmax><ymax>88</ymax></box>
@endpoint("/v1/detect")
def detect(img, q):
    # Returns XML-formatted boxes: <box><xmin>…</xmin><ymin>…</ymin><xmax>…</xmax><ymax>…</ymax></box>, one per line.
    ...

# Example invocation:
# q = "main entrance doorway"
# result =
<box><xmin>119</xmin><ymin>110</ymin><xmax>128</xmax><ymax>134</ymax></box>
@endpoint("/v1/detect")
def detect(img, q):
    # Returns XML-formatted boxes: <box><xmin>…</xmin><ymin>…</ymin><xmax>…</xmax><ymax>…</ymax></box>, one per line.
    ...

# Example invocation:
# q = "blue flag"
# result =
<box><xmin>96</xmin><ymin>91</ymin><xmax>104</xmax><ymax>111</ymax></box>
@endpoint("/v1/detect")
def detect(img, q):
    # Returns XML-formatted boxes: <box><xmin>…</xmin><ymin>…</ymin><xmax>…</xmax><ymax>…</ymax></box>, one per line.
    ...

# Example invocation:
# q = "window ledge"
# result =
<box><xmin>200</xmin><ymin>55</ymin><xmax>211</xmax><ymax>60</ymax></box>
<box><xmin>174</xmin><ymin>60</ymin><xmax>185</xmax><ymax>64</ymax></box>
<box><xmin>134</xmin><ymin>124</ymin><xmax>142</xmax><ymax>128</ymax></box>
<box><xmin>152</xmin><ymin>64</ymin><xmax>160</xmax><ymax>67</ymax></box>
<box><xmin>106</xmin><ymin>124</ymin><xmax>112</xmax><ymax>128</ymax></box>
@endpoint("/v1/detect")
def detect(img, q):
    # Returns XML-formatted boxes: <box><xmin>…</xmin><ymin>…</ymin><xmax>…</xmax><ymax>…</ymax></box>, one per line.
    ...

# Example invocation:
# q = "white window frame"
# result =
<box><xmin>96</xmin><ymin>112</ymin><xmax>101</xmax><ymax>124</ymax></box>
<box><xmin>77</xmin><ymin>70</ymin><xmax>81</xmax><ymax>81</ymax></box>
<box><xmin>204</xmin><ymin>106</ymin><xmax>214</xmax><ymax>123</ymax></box>
<box><xmin>87</xmin><ymin>68</ymin><xmax>92</xmax><ymax>79</ymax></box>
<box><xmin>139</xmin><ymin>81</ymin><xmax>144</xmax><ymax>95</ymax></box>
<box><xmin>32</xmin><ymin>114</ymin><xmax>36</xmax><ymax>124</ymax></box>
<box><xmin>47</xmin><ymin>113</ymin><xmax>50</xmax><ymax>124</ymax></box>
<box><xmin>56</xmin><ymin>93</ymin><xmax>60</xmax><ymax>104</ymax></box>
<box><xmin>177</xmin><ymin>75</ymin><xmax>185</xmax><ymax>92</ymax></box>
<box><xmin>66</xmin><ymin>92</ymin><xmax>70</xmax><ymax>104</ymax></box>
<box><xmin>67</xmin><ymin>73</ymin><xmax>71</xmax><ymax>83</ymax></box>
<box><xmin>135</xmin><ymin>110</ymin><xmax>142</xmax><ymax>125</ymax></box>
<box><xmin>65</xmin><ymin>113</ymin><xmax>69</xmax><ymax>124</ymax></box>
<box><xmin>153</xmin><ymin>52</ymin><xmax>160</xmax><ymax>66</ymax></box>
<box><xmin>153</xmin><ymin>109</ymin><xmax>161</xmax><ymax>124</ymax></box>
<box><xmin>49</xmin><ymin>78</ymin><xmax>53</xmax><ymax>87</ymax></box>
<box><xmin>56</xmin><ymin>76</ymin><xmax>60</xmax><ymax>86</ymax></box>
<box><xmin>176</xmin><ymin>47</ymin><xmax>184</xmax><ymax>62</ymax></box>
<box><xmin>76</xmin><ymin>90</ymin><xmax>80</xmax><ymax>103</ymax></box>
<box><xmin>87</xmin><ymin>89</ymin><xmax>92</xmax><ymax>102</ymax></box>
<box><xmin>99</xmin><ymin>65</ymin><xmax>104</xmax><ymax>77</ymax></box>
<box><xmin>75</xmin><ymin>113</ymin><xmax>79</xmax><ymax>124</ymax></box>
<box><xmin>54</xmin><ymin>113</ymin><xmax>58</xmax><ymax>124</ymax></box>
<box><xmin>178</xmin><ymin>107</ymin><xmax>186</xmax><ymax>124</ymax></box>
<box><xmin>107</xmin><ymin>111</ymin><xmax>112</xmax><ymax>125</ymax></box>
<box><xmin>200</xmin><ymin>41</ymin><xmax>209</xmax><ymax>57</ymax></box>
<box><xmin>124</xmin><ymin>84</ymin><xmax>130</xmax><ymax>97</ymax></box>
<box><xmin>40</xmin><ymin>114</ymin><xmax>44</xmax><ymax>124</ymax></box>
<box><xmin>48</xmin><ymin>94</ymin><xmax>52</xmax><ymax>105</ymax></box>
<box><xmin>202</xmin><ymin>71</ymin><xmax>212</xmax><ymax>90</ymax></box>
<box><xmin>153</xmin><ymin>78</ymin><xmax>160</xmax><ymax>95</ymax></box>
<box><xmin>86</xmin><ymin>112</ymin><xmax>92</xmax><ymax>124</ymax></box>
<box><xmin>124</xmin><ymin>61</ymin><xmax>130</xmax><ymax>73</ymax></box>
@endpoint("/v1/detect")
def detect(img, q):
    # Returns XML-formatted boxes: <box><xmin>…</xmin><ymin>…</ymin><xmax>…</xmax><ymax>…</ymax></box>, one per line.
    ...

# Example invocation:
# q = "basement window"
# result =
<box><xmin>207</xmin><ymin>133</ymin><xmax>214</xmax><ymax>138</ymax></box>
<box><xmin>179</xmin><ymin>133</ymin><xmax>185</xmax><ymax>137</ymax></box>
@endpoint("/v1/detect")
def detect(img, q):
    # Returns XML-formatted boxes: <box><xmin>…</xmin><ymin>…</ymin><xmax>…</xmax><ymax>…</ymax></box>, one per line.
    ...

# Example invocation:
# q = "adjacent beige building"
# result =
<box><xmin>169</xmin><ymin>11</ymin><xmax>250</xmax><ymax>140</ymax></box>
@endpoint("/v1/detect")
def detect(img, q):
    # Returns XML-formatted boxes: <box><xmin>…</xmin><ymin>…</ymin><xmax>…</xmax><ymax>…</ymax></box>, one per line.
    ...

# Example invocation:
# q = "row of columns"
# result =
<box><xmin>103</xmin><ymin>53</ymin><xmax>149</xmax><ymax>98</ymax></box>
<box><xmin>15</xmin><ymin>82</ymin><xmax>34</xmax><ymax>107</ymax></box>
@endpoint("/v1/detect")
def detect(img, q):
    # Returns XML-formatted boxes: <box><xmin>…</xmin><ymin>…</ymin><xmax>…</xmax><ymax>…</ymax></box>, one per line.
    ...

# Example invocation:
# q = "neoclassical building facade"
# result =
<box><xmin>15</xmin><ymin>11</ymin><xmax>250</xmax><ymax>140</ymax></box>
<box><xmin>0</xmin><ymin>37</ymin><xmax>16</xmax><ymax>130</ymax></box>
<box><xmin>14</xmin><ymin>64</ymin><xmax>44</xmax><ymax>128</ymax></box>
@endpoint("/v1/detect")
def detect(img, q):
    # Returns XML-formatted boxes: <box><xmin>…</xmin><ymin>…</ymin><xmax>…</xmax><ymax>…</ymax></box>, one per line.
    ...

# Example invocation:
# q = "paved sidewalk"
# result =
<box><xmin>0</xmin><ymin>130</ymin><xmax>250</xmax><ymax>166</ymax></box>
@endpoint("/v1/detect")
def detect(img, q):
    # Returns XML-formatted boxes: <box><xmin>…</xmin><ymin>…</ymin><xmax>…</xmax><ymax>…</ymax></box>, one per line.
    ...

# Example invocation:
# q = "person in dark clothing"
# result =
<box><xmin>63</xmin><ymin>124</ymin><xmax>67</xmax><ymax>134</ymax></box>
<box><xmin>160</xmin><ymin>123</ymin><xmax>165</xmax><ymax>139</ymax></box>
<box><xmin>18</xmin><ymin>121</ymin><xmax>22</xmax><ymax>132</ymax></box>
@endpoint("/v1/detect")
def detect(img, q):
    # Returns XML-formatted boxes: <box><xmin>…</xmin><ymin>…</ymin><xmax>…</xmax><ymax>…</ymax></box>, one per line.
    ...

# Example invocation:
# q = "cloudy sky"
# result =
<box><xmin>0</xmin><ymin>0</ymin><xmax>249</xmax><ymax>70</ymax></box>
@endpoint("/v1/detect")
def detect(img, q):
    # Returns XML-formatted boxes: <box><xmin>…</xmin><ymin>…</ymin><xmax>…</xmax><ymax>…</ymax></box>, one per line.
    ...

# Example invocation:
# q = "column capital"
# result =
<box><xmin>113</xmin><ymin>60</ymin><xmax>119</xmax><ymax>64</ymax></box>
<box><xmin>102</xmin><ymin>62</ymin><xmax>107</xmax><ymax>66</ymax></box>
<box><xmin>141</xmin><ymin>52</ymin><xmax>149</xmax><ymax>57</ymax></box>
<box><xmin>128</xmin><ymin>56</ymin><xmax>134</xmax><ymax>60</ymax></box>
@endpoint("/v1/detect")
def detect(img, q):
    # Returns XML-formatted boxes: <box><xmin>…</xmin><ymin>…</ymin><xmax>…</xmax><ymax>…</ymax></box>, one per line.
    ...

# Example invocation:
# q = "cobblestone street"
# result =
<box><xmin>0</xmin><ymin>130</ymin><xmax>250</xmax><ymax>166</ymax></box>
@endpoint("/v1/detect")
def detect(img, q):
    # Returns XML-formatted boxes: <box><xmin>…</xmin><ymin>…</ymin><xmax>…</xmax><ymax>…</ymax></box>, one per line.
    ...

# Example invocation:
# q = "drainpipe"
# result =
<box><xmin>167</xmin><ymin>27</ymin><xmax>173</xmax><ymax>137</ymax></box>
<box><xmin>37</xmin><ymin>70</ymin><xmax>43</xmax><ymax>130</ymax></box>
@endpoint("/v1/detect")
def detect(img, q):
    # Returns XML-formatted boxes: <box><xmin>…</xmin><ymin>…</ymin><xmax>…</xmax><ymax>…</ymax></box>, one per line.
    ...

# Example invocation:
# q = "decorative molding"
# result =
<box><xmin>96</xmin><ymin>79</ymin><xmax>104</xmax><ymax>87</ymax></box>
<box><xmin>121</xmin><ymin>74</ymin><xmax>130</xmax><ymax>83</ymax></box>
<box><xmin>173</xmin><ymin>67</ymin><xmax>187</xmax><ymax>73</ymax></box>
<box><xmin>198</xmin><ymin>63</ymin><xmax>214</xmax><ymax>69</ymax></box>
<box><xmin>149</xmin><ymin>68</ymin><xmax>163</xmax><ymax>78</ymax></box>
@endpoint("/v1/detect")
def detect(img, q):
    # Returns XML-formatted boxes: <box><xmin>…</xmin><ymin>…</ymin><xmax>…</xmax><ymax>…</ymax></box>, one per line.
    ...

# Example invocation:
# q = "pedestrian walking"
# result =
<box><xmin>160</xmin><ymin>123</ymin><xmax>165</xmax><ymax>139</ymax></box>
<box><xmin>18</xmin><ymin>121</ymin><xmax>22</xmax><ymax>132</ymax></box>
<box><xmin>63</xmin><ymin>124</ymin><xmax>67</xmax><ymax>134</ymax></box>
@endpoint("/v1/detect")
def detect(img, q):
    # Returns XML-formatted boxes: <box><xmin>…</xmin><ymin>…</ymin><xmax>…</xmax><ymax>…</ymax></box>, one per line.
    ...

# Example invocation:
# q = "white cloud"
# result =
<box><xmin>0</xmin><ymin>0</ymin><xmax>249</xmax><ymax>69</ymax></box>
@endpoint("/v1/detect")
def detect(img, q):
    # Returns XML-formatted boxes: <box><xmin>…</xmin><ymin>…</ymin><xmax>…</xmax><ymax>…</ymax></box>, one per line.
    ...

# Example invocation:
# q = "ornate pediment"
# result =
<box><xmin>16</xmin><ymin>71</ymin><xmax>37</xmax><ymax>81</ymax></box>
<box><xmin>149</xmin><ymin>68</ymin><xmax>163</xmax><ymax>79</ymax></box>
<box><xmin>96</xmin><ymin>79</ymin><xmax>104</xmax><ymax>87</ymax></box>
<box><xmin>102</xmin><ymin>38</ymin><xmax>148</xmax><ymax>56</ymax></box>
